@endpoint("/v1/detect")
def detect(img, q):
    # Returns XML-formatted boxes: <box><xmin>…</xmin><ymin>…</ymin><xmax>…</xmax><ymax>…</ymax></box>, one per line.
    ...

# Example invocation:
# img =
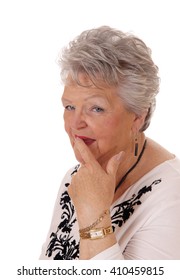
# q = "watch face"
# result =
<box><xmin>90</xmin><ymin>229</ymin><xmax>104</xmax><ymax>239</ymax></box>
<box><xmin>80</xmin><ymin>226</ymin><xmax>113</xmax><ymax>239</ymax></box>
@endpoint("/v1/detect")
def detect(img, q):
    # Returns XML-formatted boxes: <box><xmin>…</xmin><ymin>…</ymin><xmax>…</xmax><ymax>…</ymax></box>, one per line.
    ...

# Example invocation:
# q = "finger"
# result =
<box><xmin>74</xmin><ymin>137</ymin><xmax>97</xmax><ymax>165</ymax></box>
<box><xmin>106</xmin><ymin>151</ymin><xmax>125</xmax><ymax>176</ymax></box>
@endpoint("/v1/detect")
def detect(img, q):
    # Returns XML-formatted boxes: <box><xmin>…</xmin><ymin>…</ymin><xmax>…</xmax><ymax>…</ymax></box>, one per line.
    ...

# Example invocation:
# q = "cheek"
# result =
<box><xmin>96</xmin><ymin>115</ymin><xmax>131</xmax><ymax>144</ymax></box>
<box><xmin>100</xmin><ymin>117</ymin><xmax>120</xmax><ymax>136</ymax></box>
<box><xmin>64</xmin><ymin>122</ymin><xmax>69</xmax><ymax>133</ymax></box>
<box><xmin>63</xmin><ymin>113</ymin><xmax>71</xmax><ymax>133</ymax></box>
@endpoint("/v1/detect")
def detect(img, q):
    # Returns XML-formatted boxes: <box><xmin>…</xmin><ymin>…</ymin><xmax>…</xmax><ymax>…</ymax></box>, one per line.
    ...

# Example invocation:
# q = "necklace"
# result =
<box><xmin>115</xmin><ymin>139</ymin><xmax>147</xmax><ymax>193</ymax></box>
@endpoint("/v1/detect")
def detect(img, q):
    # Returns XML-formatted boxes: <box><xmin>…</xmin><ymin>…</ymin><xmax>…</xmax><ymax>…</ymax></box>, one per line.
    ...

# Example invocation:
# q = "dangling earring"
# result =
<box><xmin>134</xmin><ymin>136</ymin><xmax>139</xmax><ymax>156</ymax></box>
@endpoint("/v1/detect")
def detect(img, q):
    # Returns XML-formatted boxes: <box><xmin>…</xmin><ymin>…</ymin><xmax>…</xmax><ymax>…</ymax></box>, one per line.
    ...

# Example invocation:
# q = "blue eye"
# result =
<box><xmin>92</xmin><ymin>106</ymin><xmax>104</xmax><ymax>113</ymax></box>
<box><xmin>65</xmin><ymin>105</ymin><xmax>75</xmax><ymax>111</ymax></box>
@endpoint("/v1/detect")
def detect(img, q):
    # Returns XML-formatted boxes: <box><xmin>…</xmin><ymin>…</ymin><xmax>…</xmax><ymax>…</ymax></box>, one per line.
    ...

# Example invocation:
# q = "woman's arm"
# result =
<box><xmin>68</xmin><ymin>137</ymin><xmax>124</xmax><ymax>259</ymax></box>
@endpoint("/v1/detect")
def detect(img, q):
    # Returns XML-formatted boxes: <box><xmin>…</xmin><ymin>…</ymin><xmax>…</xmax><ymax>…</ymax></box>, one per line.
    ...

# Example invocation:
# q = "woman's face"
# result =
<box><xmin>61</xmin><ymin>75</ymin><xmax>137</xmax><ymax>167</ymax></box>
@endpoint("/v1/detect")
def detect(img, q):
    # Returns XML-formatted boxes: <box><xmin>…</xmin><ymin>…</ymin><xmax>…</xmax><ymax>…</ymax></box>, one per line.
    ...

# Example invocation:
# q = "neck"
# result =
<box><xmin>115</xmin><ymin>133</ymin><xmax>146</xmax><ymax>190</ymax></box>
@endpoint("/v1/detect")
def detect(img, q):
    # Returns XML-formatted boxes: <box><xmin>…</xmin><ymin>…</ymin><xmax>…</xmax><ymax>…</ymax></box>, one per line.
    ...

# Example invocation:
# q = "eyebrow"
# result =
<box><xmin>61</xmin><ymin>94</ymin><xmax>107</xmax><ymax>103</ymax></box>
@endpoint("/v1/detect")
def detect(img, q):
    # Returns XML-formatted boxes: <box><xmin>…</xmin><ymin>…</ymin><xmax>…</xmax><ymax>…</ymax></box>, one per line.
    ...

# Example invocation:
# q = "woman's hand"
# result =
<box><xmin>68</xmin><ymin>137</ymin><xmax>124</xmax><ymax>228</ymax></box>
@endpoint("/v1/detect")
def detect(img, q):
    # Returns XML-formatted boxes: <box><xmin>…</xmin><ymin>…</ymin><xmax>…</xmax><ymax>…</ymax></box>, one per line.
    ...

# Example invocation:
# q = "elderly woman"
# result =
<box><xmin>40</xmin><ymin>26</ymin><xmax>180</xmax><ymax>260</ymax></box>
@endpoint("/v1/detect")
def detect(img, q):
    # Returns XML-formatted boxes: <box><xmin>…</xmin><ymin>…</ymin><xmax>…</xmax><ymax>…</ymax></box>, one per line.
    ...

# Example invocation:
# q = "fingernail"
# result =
<box><xmin>115</xmin><ymin>151</ymin><xmax>125</xmax><ymax>161</ymax></box>
<box><xmin>75</xmin><ymin>137</ymin><xmax>81</xmax><ymax>142</ymax></box>
<box><xmin>74</xmin><ymin>137</ymin><xmax>81</xmax><ymax>145</ymax></box>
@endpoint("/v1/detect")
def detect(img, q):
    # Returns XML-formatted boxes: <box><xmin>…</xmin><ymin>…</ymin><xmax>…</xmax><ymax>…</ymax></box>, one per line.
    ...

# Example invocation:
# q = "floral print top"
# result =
<box><xmin>40</xmin><ymin>158</ymin><xmax>180</xmax><ymax>260</ymax></box>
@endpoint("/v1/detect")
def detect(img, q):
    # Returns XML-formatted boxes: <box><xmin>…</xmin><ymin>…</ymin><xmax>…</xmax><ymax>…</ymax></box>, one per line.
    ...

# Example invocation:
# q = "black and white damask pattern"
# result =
<box><xmin>45</xmin><ymin>166</ymin><xmax>162</xmax><ymax>260</ymax></box>
<box><xmin>46</xmin><ymin>165</ymin><xmax>80</xmax><ymax>260</ymax></box>
<box><xmin>111</xmin><ymin>179</ymin><xmax>162</xmax><ymax>230</ymax></box>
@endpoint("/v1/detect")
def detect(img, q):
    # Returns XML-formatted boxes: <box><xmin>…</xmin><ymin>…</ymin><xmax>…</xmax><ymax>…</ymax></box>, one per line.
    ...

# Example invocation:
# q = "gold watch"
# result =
<box><xmin>80</xmin><ymin>226</ymin><xmax>113</xmax><ymax>240</ymax></box>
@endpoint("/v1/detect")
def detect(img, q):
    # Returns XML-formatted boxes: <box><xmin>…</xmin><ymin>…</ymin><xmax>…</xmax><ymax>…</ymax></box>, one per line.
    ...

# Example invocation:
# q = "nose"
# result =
<box><xmin>71</xmin><ymin>109</ymin><xmax>87</xmax><ymax>130</ymax></box>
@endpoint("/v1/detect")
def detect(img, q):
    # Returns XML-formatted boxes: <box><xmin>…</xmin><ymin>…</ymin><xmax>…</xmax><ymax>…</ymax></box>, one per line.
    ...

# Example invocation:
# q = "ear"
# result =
<box><xmin>131</xmin><ymin>110</ymin><xmax>147</xmax><ymax>133</ymax></box>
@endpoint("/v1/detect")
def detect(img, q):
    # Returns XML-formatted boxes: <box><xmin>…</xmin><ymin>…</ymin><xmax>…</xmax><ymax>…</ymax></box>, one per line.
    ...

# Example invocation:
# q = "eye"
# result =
<box><xmin>91</xmin><ymin>106</ymin><xmax>104</xmax><ymax>113</ymax></box>
<box><xmin>65</xmin><ymin>105</ymin><xmax>75</xmax><ymax>111</ymax></box>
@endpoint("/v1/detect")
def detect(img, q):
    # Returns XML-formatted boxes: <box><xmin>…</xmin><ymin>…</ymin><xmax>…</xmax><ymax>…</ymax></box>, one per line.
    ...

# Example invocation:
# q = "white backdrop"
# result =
<box><xmin>0</xmin><ymin>0</ymin><xmax>180</xmax><ymax>262</ymax></box>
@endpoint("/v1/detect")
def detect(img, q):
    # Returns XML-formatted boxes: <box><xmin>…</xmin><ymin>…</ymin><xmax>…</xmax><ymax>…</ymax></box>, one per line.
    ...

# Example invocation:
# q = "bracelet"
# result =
<box><xmin>80</xmin><ymin>226</ymin><xmax>113</xmax><ymax>240</ymax></box>
<box><xmin>79</xmin><ymin>209</ymin><xmax>110</xmax><ymax>234</ymax></box>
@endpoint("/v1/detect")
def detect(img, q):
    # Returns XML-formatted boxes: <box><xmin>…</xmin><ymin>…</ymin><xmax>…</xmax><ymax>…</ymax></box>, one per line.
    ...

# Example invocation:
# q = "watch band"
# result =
<box><xmin>80</xmin><ymin>226</ymin><xmax>113</xmax><ymax>240</ymax></box>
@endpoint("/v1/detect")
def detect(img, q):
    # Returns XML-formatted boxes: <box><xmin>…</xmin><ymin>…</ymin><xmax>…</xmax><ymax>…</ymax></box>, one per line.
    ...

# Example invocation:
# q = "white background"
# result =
<box><xmin>0</xmin><ymin>0</ymin><xmax>180</xmax><ymax>262</ymax></box>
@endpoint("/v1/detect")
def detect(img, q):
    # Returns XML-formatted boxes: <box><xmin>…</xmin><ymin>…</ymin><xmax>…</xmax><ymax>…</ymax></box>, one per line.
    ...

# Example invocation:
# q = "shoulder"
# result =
<box><xmin>140</xmin><ymin>157</ymin><xmax>180</xmax><ymax>196</ymax></box>
<box><xmin>116</xmin><ymin>157</ymin><xmax>180</xmax><ymax>209</ymax></box>
<box><xmin>147</xmin><ymin>157</ymin><xmax>180</xmax><ymax>188</ymax></box>
<box><xmin>165</xmin><ymin>156</ymin><xmax>180</xmax><ymax>174</ymax></box>
<box><xmin>137</xmin><ymin>157</ymin><xmax>180</xmax><ymax>211</ymax></box>
<box><xmin>134</xmin><ymin>137</ymin><xmax>179</xmax><ymax>189</ymax></box>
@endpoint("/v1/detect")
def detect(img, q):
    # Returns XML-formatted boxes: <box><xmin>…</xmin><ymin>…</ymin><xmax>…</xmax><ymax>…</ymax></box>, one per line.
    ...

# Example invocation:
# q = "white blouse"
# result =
<box><xmin>39</xmin><ymin>157</ymin><xmax>180</xmax><ymax>260</ymax></box>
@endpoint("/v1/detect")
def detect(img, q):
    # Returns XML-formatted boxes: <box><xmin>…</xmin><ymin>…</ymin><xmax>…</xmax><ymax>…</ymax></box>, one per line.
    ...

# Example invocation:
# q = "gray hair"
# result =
<box><xmin>58</xmin><ymin>26</ymin><xmax>160</xmax><ymax>131</ymax></box>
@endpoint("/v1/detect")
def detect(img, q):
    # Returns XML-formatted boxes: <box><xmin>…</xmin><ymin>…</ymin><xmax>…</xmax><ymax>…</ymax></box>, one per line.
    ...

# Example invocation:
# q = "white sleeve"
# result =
<box><xmin>39</xmin><ymin>167</ymin><xmax>75</xmax><ymax>259</ymax></box>
<box><xmin>91</xmin><ymin>243</ymin><xmax>124</xmax><ymax>260</ymax></box>
<box><xmin>92</xmin><ymin>177</ymin><xmax>180</xmax><ymax>260</ymax></box>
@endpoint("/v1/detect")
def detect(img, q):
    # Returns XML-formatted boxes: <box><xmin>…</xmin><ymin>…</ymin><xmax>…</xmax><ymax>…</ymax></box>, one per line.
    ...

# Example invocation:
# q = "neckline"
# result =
<box><xmin>111</xmin><ymin>156</ymin><xmax>178</xmax><ymax>208</ymax></box>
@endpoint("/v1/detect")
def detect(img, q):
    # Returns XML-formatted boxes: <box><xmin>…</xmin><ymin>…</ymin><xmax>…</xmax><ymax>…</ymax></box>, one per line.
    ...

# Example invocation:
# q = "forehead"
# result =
<box><xmin>62</xmin><ymin>74</ymin><xmax>119</xmax><ymax>102</ymax></box>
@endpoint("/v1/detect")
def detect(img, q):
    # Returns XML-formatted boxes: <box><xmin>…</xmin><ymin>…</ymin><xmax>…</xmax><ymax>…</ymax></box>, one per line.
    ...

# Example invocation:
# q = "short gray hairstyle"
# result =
<box><xmin>58</xmin><ymin>26</ymin><xmax>160</xmax><ymax>131</ymax></box>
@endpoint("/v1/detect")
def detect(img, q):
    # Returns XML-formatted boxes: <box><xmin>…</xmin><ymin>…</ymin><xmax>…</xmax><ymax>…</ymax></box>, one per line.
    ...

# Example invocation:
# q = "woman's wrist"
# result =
<box><xmin>79</xmin><ymin>228</ymin><xmax>116</xmax><ymax>259</ymax></box>
<box><xmin>79</xmin><ymin>209</ymin><xmax>110</xmax><ymax>232</ymax></box>
<box><xmin>76</xmin><ymin>207</ymin><xmax>112</xmax><ymax>229</ymax></box>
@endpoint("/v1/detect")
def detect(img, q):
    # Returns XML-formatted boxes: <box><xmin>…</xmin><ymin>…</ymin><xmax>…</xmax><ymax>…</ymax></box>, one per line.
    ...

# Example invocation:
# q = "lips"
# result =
<box><xmin>75</xmin><ymin>135</ymin><xmax>96</xmax><ymax>146</ymax></box>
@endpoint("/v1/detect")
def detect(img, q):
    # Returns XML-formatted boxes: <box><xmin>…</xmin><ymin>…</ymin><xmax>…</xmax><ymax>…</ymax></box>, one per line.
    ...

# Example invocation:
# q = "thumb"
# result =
<box><xmin>106</xmin><ymin>151</ymin><xmax>125</xmax><ymax>176</ymax></box>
